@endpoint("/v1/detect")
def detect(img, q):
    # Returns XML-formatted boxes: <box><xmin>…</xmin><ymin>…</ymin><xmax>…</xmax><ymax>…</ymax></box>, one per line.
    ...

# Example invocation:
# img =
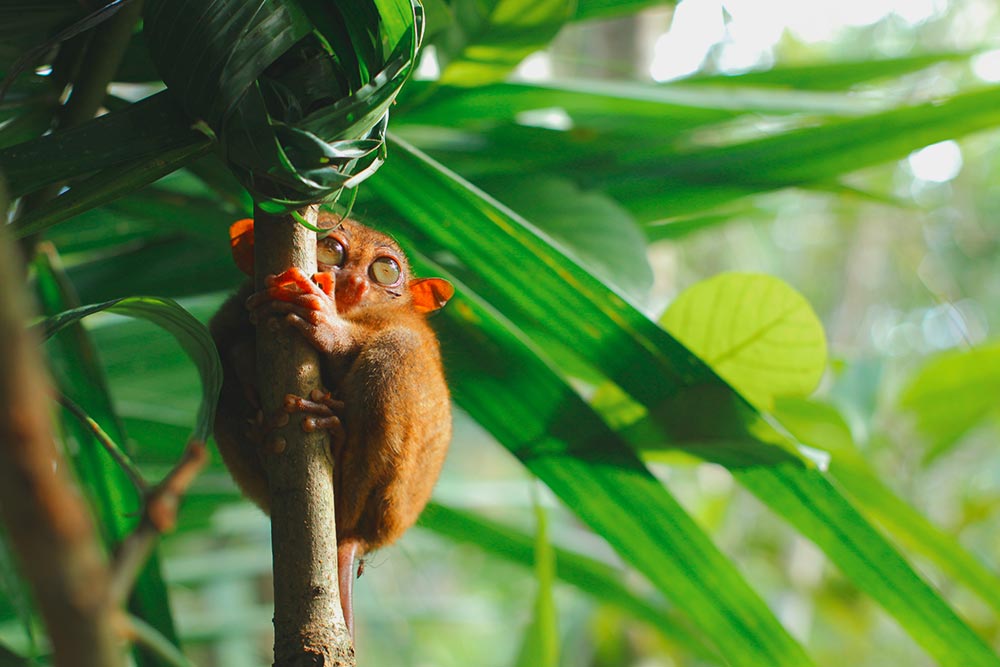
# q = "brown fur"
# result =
<box><xmin>210</xmin><ymin>215</ymin><xmax>452</xmax><ymax>556</ymax></box>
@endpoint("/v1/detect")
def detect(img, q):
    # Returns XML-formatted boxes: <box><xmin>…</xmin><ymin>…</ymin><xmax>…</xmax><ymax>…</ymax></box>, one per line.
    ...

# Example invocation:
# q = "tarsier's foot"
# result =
<box><xmin>283</xmin><ymin>389</ymin><xmax>346</xmax><ymax>455</ymax></box>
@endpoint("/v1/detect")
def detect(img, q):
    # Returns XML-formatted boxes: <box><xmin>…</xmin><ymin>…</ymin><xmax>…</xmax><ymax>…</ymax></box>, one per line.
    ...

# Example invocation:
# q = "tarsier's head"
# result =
<box><xmin>229</xmin><ymin>214</ymin><xmax>452</xmax><ymax>315</ymax></box>
<box><xmin>316</xmin><ymin>215</ymin><xmax>453</xmax><ymax>315</ymax></box>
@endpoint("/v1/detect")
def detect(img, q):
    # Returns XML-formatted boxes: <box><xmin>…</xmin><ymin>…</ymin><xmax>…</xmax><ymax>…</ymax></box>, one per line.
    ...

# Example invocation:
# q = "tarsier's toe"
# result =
<box><xmin>309</xmin><ymin>388</ymin><xmax>346</xmax><ymax>412</ymax></box>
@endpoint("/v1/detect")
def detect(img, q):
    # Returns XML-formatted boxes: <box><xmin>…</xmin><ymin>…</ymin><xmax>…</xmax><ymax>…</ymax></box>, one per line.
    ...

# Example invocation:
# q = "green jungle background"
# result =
<box><xmin>2</xmin><ymin>0</ymin><xmax>1000</xmax><ymax>666</ymax></box>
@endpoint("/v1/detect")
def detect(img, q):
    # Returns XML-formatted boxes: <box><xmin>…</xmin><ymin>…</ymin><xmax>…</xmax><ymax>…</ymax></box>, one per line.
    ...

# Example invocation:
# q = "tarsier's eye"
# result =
<box><xmin>369</xmin><ymin>256</ymin><xmax>402</xmax><ymax>286</ymax></box>
<box><xmin>318</xmin><ymin>238</ymin><xmax>345</xmax><ymax>267</ymax></box>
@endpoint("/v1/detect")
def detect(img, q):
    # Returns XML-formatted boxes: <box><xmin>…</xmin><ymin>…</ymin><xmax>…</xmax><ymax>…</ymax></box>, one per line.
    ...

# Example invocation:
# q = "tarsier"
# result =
<box><xmin>210</xmin><ymin>213</ymin><xmax>453</xmax><ymax>636</ymax></box>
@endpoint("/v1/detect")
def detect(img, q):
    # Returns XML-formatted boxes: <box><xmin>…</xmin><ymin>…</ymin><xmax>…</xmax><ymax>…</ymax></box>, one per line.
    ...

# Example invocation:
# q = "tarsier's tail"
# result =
<box><xmin>337</xmin><ymin>537</ymin><xmax>363</xmax><ymax>639</ymax></box>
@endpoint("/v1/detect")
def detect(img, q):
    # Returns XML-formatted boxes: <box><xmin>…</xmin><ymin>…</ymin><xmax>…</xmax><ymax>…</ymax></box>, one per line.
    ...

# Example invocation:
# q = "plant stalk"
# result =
<box><xmin>253</xmin><ymin>204</ymin><xmax>355</xmax><ymax>667</ymax></box>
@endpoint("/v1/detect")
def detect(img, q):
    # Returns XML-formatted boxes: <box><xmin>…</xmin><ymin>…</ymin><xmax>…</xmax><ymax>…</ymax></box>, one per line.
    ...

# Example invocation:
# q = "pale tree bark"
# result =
<box><xmin>253</xmin><ymin>204</ymin><xmax>355</xmax><ymax>667</ymax></box>
<box><xmin>0</xmin><ymin>223</ymin><xmax>124</xmax><ymax>667</ymax></box>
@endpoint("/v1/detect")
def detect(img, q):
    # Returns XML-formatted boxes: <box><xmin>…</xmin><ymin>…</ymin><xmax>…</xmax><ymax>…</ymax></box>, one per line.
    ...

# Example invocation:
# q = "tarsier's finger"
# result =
<box><xmin>309</xmin><ymin>388</ymin><xmax>345</xmax><ymax>412</ymax></box>
<box><xmin>306</xmin><ymin>415</ymin><xmax>347</xmax><ymax>458</ymax></box>
<box><xmin>245</xmin><ymin>290</ymin><xmax>269</xmax><ymax>311</ymax></box>
<box><xmin>303</xmin><ymin>415</ymin><xmax>342</xmax><ymax>433</ymax></box>
<box><xmin>313</xmin><ymin>272</ymin><xmax>335</xmax><ymax>296</ymax></box>
<box><xmin>267</xmin><ymin>268</ymin><xmax>318</xmax><ymax>294</ymax></box>
<box><xmin>248</xmin><ymin>300</ymin><xmax>312</xmax><ymax>326</ymax></box>
<box><xmin>284</xmin><ymin>393</ymin><xmax>336</xmax><ymax>416</ymax></box>
<box><xmin>267</xmin><ymin>291</ymin><xmax>326</xmax><ymax>311</ymax></box>
<box><xmin>285</xmin><ymin>313</ymin><xmax>322</xmax><ymax>339</ymax></box>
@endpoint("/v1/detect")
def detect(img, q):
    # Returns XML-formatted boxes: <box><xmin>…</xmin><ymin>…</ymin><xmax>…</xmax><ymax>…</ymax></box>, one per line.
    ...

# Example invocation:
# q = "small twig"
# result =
<box><xmin>109</xmin><ymin>440</ymin><xmax>208</xmax><ymax>606</ymax></box>
<box><xmin>123</xmin><ymin>612</ymin><xmax>195</xmax><ymax>667</ymax></box>
<box><xmin>55</xmin><ymin>392</ymin><xmax>208</xmax><ymax>607</ymax></box>
<box><xmin>56</xmin><ymin>392</ymin><xmax>148</xmax><ymax>494</ymax></box>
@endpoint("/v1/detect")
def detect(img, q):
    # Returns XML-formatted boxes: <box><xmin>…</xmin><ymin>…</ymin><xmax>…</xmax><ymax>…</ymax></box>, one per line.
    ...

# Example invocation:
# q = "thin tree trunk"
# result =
<box><xmin>253</xmin><ymin>204</ymin><xmax>355</xmax><ymax>667</ymax></box>
<box><xmin>0</xmin><ymin>222</ymin><xmax>123</xmax><ymax>667</ymax></box>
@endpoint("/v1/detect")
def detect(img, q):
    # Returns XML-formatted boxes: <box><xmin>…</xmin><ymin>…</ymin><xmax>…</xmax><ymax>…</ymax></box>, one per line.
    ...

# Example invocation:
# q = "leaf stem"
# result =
<box><xmin>124</xmin><ymin>614</ymin><xmax>195</xmax><ymax>667</ymax></box>
<box><xmin>56</xmin><ymin>393</ymin><xmax>149</xmax><ymax>495</ymax></box>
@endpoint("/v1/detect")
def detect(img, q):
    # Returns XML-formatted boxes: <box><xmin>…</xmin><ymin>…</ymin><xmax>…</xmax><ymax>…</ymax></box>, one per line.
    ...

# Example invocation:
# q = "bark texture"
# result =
<box><xmin>0</xmin><ymin>225</ymin><xmax>123</xmax><ymax>667</ymax></box>
<box><xmin>254</xmin><ymin>205</ymin><xmax>355</xmax><ymax>666</ymax></box>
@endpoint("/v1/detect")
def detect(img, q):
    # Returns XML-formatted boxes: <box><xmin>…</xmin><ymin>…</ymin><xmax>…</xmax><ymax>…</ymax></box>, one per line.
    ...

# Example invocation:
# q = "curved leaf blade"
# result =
<box><xmin>433</xmin><ymin>0</ymin><xmax>574</xmax><ymax>87</ymax></box>
<box><xmin>374</xmin><ymin>134</ymin><xmax>805</xmax><ymax>467</ymax></box>
<box><xmin>417</xmin><ymin>502</ymin><xmax>717</xmax><ymax>660</ymax></box>
<box><xmin>38</xmin><ymin>296</ymin><xmax>221</xmax><ymax>443</ymax></box>
<box><xmin>514</xmin><ymin>494</ymin><xmax>558</xmax><ymax>667</ymax></box>
<box><xmin>370</xmin><ymin>137</ymin><xmax>998</xmax><ymax>666</ymax></box>
<box><xmin>143</xmin><ymin>0</ymin><xmax>422</xmax><ymax>209</ymax></box>
<box><xmin>735</xmin><ymin>464</ymin><xmax>1000</xmax><ymax>667</ymax></box>
<box><xmin>414</xmin><ymin>265</ymin><xmax>814</xmax><ymax>667</ymax></box>
<box><xmin>775</xmin><ymin>397</ymin><xmax>1000</xmax><ymax>617</ymax></box>
<box><xmin>33</xmin><ymin>251</ymin><xmax>180</xmax><ymax>664</ymax></box>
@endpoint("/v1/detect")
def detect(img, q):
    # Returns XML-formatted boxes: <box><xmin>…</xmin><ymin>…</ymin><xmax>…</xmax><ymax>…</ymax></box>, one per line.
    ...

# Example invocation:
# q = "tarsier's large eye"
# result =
<box><xmin>318</xmin><ymin>238</ymin><xmax>345</xmax><ymax>267</ymax></box>
<box><xmin>369</xmin><ymin>256</ymin><xmax>402</xmax><ymax>286</ymax></box>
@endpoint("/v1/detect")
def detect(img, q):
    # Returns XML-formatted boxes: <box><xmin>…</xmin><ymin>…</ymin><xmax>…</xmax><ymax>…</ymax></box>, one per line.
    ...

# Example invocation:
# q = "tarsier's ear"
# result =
<box><xmin>410</xmin><ymin>278</ymin><xmax>454</xmax><ymax>313</ymax></box>
<box><xmin>230</xmin><ymin>218</ymin><xmax>255</xmax><ymax>277</ymax></box>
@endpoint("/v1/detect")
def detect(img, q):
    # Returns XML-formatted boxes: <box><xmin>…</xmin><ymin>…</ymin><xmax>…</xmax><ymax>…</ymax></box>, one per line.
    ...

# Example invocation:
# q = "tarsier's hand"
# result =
<box><xmin>247</xmin><ymin>268</ymin><xmax>343</xmax><ymax>355</ymax></box>
<box><xmin>284</xmin><ymin>390</ymin><xmax>347</xmax><ymax>458</ymax></box>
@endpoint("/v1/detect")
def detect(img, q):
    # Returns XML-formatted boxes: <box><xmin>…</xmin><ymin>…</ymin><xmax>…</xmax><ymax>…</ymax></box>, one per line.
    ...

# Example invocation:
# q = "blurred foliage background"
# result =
<box><xmin>2</xmin><ymin>0</ymin><xmax>1000</xmax><ymax>666</ymax></box>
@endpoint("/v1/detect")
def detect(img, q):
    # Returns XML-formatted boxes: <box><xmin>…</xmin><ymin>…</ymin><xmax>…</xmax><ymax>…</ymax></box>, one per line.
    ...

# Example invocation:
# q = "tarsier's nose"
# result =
<box><xmin>335</xmin><ymin>272</ymin><xmax>368</xmax><ymax>312</ymax></box>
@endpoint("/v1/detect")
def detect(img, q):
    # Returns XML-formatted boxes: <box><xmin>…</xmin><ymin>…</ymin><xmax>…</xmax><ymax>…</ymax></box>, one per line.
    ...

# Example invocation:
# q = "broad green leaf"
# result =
<box><xmin>421</xmin><ymin>273</ymin><xmax>813</xmax><ymax>667</ymax></box>
<box><xmin>123</xmin><ymin>419</ymin><xmax>219</xmax><ymax>468</ymax></box>
<box><xmin>64</xmin><ymin>236</ymin><xmax>239</xmax><ymax>304</ymax></box>
<box><xmin>33</xmin><ymin>251</ymin><xmax>179</xmax><ymax>665</ymax></box>
<box><xmin>0</xmin><ymin>1</ymin><xmax>81</xmax><ymax>71</ymax></box>
<box><xmin>0</xmin><ymin>107</ymin><xmax>51</xmax><ymax>151</ymax></box>
<box><xmin>0</xmin><ymin>641</ymin><xmax>28</xmax><ymax>667</ymax></box>
<box><xmin>686</xmin><ymin>52</ymin><xmax>970</xmax><ymax>90</ymax></box>
<box><xmin>514</xmin><ymin>492</ymin><xmax>558</xmax><ymax>667</ymax></box>
<box><xmin>371</xmin><ymin>138</ymin><xmax>997</xmax><ymax>666</ymax></box>
<box><xmin>899</xmin><ymin>341</ymin><xmax>1000</xmax><ymax>462</ymax></box>
<box><xmin>0</xmin><ymin>92</ymin><xmax>207</xmax><ymax>200</ymax></box>
<box><xmin>43</xmin><ymin>187</ymin><xmax>242</xmax><ymax>256</ymax></box>
<box><xmin>69</xmin><ymin>296</ymin><xmax>222</xmax><ymax>474</ymax></box>
<box><xmin>398</xmin><ymin>79</ymin><xmax>871</xmax><ymax>133</ymax></box>
<box><xmin>661</xmin><ymin>273</ymin><xmax>827</xmax><ymax>411</ymax></box>
<box><xmin>477</xmin><ymin>175</ymin><xmax>653</xmax><ymax>302</ymax></box>
<box><xmin>11</xmin><ymin>142</ymin><xmax>214</xmax><ymax>240</ymax></box>
<box><xmin>775</xmin><ymin>397</ymin><xmax>1000</xmax><ymax>617</ymax></box>
<box><xmin>626</xmin><ymin>391</ymin><xmax>1000</xmax><ymax>666</ymax></box>
<box><xmin>374</xmin><ymin>135</ymin><xmax>806</xmax><ymax>467</ymax></box>
<box><xmin>432</xmin><ymin>0</ymin><xmax>574</xmax><ymax>86</ymax></box>
<box><xmin>39</xmin><ymin>295</ymin><xmax>221</xmax><ymax>443</ymax></box>
<box><xmin>417</xmin><ymin>503</ymin><xmax>716</xmax><ymax>660</ymax></box>
<box><xmin>573</xmin><ymin>0</ymin><xmax>674</xmax><ymax>22</ymax></box>
<box><xmin>607</xmin><ymin>85</ymin><xmax>1000</xmax><ymax>221</ymax></box>
<box><xmin>644</xmin><ymin>208</ymin><xmax>760</xmax><ymax>241</ymax></box>
<box><xmin>734</xmin><ymin>464</ymin><xmax>1000</xmax><ymax>667</ymax></box>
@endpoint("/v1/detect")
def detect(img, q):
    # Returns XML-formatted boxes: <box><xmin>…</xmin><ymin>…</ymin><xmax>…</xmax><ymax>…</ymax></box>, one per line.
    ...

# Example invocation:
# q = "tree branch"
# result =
<box><xmin>0</xmin><ymin>226</ymin><xmax>123</xmax><ymax>667</ymax></box>
<box><xmin>109</xmin><ymin>440</ymin><xmax>208</xmax><ymax>607</ymax></box>
<box><xmin>253</xmin><ymin>204</ymin><xmax>355</xmax><ymax>666</ymax></box>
